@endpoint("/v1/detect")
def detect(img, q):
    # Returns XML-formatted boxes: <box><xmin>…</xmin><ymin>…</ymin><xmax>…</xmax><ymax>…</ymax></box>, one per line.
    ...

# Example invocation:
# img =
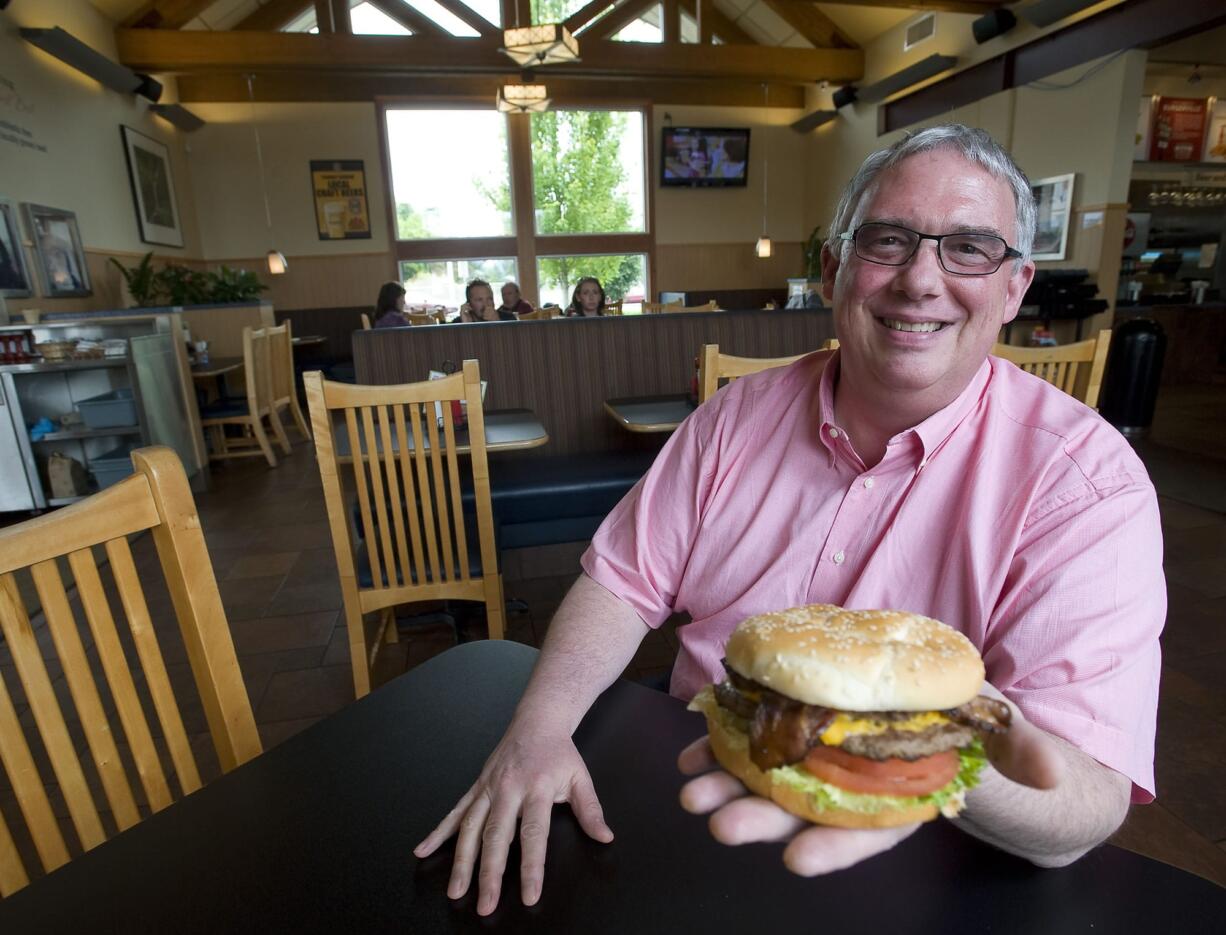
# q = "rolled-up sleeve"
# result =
<box><xmin>986</xmin><ymin>474</ymin><xmax>1165</xmax><ymax>802</ymax></box>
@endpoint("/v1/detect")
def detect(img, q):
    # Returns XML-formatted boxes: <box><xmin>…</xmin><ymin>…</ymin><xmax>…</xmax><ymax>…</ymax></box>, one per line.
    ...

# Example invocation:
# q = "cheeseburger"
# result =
<box><xmin>689</xmin><ymin>604</ymin><xmax>1010</xmax><ymax>828</ymax></box>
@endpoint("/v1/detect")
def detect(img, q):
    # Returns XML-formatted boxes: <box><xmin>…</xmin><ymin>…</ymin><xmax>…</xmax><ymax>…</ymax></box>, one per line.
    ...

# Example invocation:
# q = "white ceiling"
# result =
<box><xmin>89</xmin><ymin>0</ymin><xmax>912</xmax><ymax>46</ymax></box>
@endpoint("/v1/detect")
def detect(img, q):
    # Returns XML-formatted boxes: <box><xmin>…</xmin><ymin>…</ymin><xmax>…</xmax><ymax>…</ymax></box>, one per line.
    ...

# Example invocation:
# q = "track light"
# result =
<box><xmin>135</xmin><ymin>73</ymin><xmax>163</xmax><ymax>103</ymax></box>
<box><xmin>832</xmin><ymin>85</ymin><xmax>858</xmax><ymax>109</ymax></box>
<box><xmin>149</xmin><ymin>104</ymin><xmax>206</xmax><ymax>132</ymax></box>
<box><xmin>791</xmin><ymin>110</ymin><xmax>838</xmax><ymax>133</ymax></box>
<box><xmin>21</xmin><ymin>27</ymin><xmax>142</xmax><ymax>94</ymax></box>
<box><xmin>1018</xmin><ymin>0</ymin><xmax>1099</xmax><ymax>29</ymax></box>
<box><xmin>972</xmin><ymin>9</ymin><xmax>1017</xmax><ymax>45</ymax></box>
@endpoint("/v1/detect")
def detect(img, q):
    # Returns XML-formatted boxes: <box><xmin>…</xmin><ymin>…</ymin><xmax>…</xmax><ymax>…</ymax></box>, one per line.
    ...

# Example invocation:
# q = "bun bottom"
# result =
<box><xmin>704</xmin><ymin>710</ymin><xmax>939</xmax><ymax>830</ymax></box>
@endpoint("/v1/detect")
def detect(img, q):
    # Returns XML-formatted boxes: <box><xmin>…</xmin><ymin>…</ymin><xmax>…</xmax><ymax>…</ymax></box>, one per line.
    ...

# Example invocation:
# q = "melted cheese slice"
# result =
<box><xmin>819</xmin><ymin>711</ymin><xmax>949</xmax><ymax>746</ymax></box>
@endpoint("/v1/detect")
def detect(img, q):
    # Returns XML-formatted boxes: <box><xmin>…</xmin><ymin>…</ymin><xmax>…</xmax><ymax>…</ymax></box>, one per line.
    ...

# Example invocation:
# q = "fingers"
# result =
<box><xmin>986</xmin><ymin>719</ymin><xmax>1064</xmax><ymax>790</ymax></box>
<box><xmin>707</xmin><ymin>796</ymin><xmax>807</xmax><ymax>845</ymax></box>
<box><xmin>679</xmin><ymin>770</ymin><xmax>746</xmax><ymax>814</ymax></box>
<box><xmin>677</xmin><ymin>737</ymin><xmax>718</xmax><ymax>775</ymax></box>
<box><xmin>782</xmin><ymin>822</ymin><xmax>921</xmax><ymax>876</ymax></box>
<box><xmin>474</xmin><ymin>794</ymin><xmax>521</xmax><ymax>916</ymax></box>
<box><xmin>447</xmin><ymin>792</ymin><xmax>491</xmax><ymax>902</ymax></box>
<box><xmin>568</xmin><ymin>769</ymin><xmax>615</xmax><ymax>844</ymax></box>
<box><xmin>518</xmin><ymin>793</ymin><xmax>553</xmax><ymax>908</ymax></box>
<box><xmin>414</xmin><ymin>787</ymin><xmax>476</xmax><ymax>859</ymax></box>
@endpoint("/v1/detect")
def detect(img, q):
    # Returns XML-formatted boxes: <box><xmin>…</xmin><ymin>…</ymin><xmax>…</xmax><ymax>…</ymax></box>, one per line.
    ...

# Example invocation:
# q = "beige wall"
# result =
<box><xmin>1</xmin><ymin>0</ymin><xmax>201</xmax><ymax>315</ymax></box>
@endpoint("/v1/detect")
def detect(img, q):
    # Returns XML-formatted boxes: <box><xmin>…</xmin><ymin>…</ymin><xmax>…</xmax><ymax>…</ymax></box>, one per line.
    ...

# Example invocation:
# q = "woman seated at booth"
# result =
<box><xmin>565</xmin><ymin>277</ymin><xmax>605</xmax><ymax>317</ymax></box>
<box><xmin>460</xmin><ymin>280</ymin><xmax>503</xmax><ymax>323</ymax></box>
<box><xmin>372</xmin><ymin>281</ymin><xmax>410</xmax><ymax>328</ymax></box>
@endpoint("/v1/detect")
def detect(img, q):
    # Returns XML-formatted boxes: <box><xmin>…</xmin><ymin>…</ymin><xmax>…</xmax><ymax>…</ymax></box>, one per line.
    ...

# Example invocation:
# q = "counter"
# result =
<box><xmin>1113</xmin><ymin>302</ymin><xmax>1226</xmax><ymax>385</ymax></box>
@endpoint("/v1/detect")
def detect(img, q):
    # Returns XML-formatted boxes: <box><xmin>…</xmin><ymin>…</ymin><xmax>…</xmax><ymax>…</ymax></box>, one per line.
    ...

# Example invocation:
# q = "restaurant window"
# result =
<box><xmin>399</xmin><ymin>258</ymin><xmax>519</xmax><ymax>307</ymax></box>
<box><xmin>530</xmin><ymin>109</ymin><xmax>646</xmax><ymax>235</ymax></box>
<box><xmin>530</xmin><ymin>0</ymin><xmax>596</xmax><ymax>22</ymax></box>
<box><xmin>386</xmin><ymin>109</ymin><xmax>513</xmax><ymax>239</ymax></box>
<box><xmin>536</xmin><ymin>254</ymin><xmax>647</xmax><ymax>312</ymax></box>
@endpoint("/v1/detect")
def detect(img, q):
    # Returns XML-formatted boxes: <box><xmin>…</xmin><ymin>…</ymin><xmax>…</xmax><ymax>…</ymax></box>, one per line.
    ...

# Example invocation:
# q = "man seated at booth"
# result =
<box><xmin>415</xmin><ymin>125</ymin><xmax>1165</xmax><ymax>918</ymax></box>
<box><xmin>497</xmin><ymin>282</ymin><xmax>533</xmax><ymax>320</ymax></box>
<box><xmin>460</xmin><ymin>280</ymin><xmax>501</xmax><ymax>323</ymax></box>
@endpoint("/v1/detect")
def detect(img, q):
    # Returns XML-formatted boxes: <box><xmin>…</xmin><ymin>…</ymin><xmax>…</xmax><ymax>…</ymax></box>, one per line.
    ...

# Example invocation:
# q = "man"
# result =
<box><xmin>459</xmin><ymin>279</ymin><xmax>499</xmax><ymax>322</ymax></box>
<box><xmin>415</xmin><ymin>126</ymin><xmax>1164</xmax><ymax>916</ymax></box>
<box><xmin>498</xmin><ymin>282</ymin><xmax>533</xmax><ymax>320</ymax></box>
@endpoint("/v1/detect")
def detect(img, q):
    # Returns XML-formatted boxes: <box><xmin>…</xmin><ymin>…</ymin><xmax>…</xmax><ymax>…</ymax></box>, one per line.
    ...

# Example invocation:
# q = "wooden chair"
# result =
<box><xmin>822</xmin><ymin>338</ymin><xmax>840</xmax><ymax>351</ymax></box>
<box><xmin>603</xmin><ymin>299</ymin><xmax>623</xmax><ymax>316</ymax></box>
<box><xmin>199</xmin><ymin>325</ymin><xmax>285</xmax><ymax>467</ymax></box>
<box><xmin>698</xmin><ymin>343</ymin><xmax>812</xmax><ymax>403</ymax></box>
<box><xmin>0</xmin><ymin>446</ymin><xmax>260</xmax><ymax>898</ymax></box>
<box><xmin>264</xmin><ymin>322</ymin><xmax>311</xmax><ymax>444</ymax></box>
<box><xmin>641</xmin><ymin>301</ymin><xmax>681</xmax><ymax>314</ymax></box>
<box><xmin>407</xmin><ymin>312</ymin><xmax>438</xmax><ymax>326</ymax></box>
<box><xmin>660</xmin><ymin>300</ymin><xmax>720</xmax><ymax>314</ymax></box>
<box><xmin>519</xmin><ymin>308</ymin><xmax>551</xmax><ymax>321</ymax></box>
<box><xmin>360</xmin><ymin>313</ymin><xmax>372</xmax><ymax>330</ymax></box>
<box><xmin>992</xmin><ymin>329</ymin><xmax>1111</xmax><ymax>408</ymax></box>
<box><xmin>304</xmin><ymin>361</ymin><xmax>505</xmax><ymax>698</ymax></box>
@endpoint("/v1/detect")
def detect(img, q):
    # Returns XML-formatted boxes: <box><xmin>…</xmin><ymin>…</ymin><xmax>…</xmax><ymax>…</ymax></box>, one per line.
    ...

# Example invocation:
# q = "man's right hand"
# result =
<box><xmin>413</xmin><ymin>725</ymin><xmax>614</xmax><ymax>916</ymax></box>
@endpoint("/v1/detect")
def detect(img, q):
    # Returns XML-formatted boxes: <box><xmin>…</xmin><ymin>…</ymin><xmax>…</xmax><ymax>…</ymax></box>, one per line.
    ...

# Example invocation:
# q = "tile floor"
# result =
<box><xmin>2</xmin><ymin>382</ymin><xmax>1224</xmax><ymax>888</ymax></box>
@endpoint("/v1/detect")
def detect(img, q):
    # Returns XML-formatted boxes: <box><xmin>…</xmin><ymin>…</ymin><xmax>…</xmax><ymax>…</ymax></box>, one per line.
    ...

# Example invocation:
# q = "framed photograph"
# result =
<box><xmin>121</xmin><ymin>125</ymin><xmax>184</xmax><ymax>248</ymax></box>
<box><xmin>23</xmin><ymin>203</ymin><xmax>92</xmax><ymax>297</ymax></box>
<box><xmin>0</xmin><ymin>199</ymin><xmax>34</xmax><ymax>298</ymax></box>
<box><xmin>310</xmin><ymin>160</ymin><xmax>372</xmax><ymax>240</ymax></box>
<box><xmin>1031</xmin><ymin>173</ymin><xmax>1075</xmax><ymax>263</ymax></box>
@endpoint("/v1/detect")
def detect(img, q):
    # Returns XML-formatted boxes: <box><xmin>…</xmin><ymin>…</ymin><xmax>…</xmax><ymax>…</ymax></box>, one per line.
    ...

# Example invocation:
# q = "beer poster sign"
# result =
<box><xmin>1149</xmin><ymin>98</ymin><xmax>1208</xmax><ymax>163</ymax></box>
<box><xmin>311</xmin><ymin>160</ymin><xmax>372</xmax><ymax>240</ymax></box>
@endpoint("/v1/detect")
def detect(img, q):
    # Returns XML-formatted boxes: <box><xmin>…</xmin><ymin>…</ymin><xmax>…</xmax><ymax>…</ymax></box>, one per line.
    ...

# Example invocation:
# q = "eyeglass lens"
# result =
<box><xmin>855</xmin><ymin>223</ymin><xmax>1009</xmax><ymax>273</ymax></box>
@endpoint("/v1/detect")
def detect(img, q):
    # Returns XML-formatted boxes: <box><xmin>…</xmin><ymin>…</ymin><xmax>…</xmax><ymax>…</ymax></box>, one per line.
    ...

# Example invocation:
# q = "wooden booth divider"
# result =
<box><xmin>351</xmin><ymin>308</ymin><xmax>836</xmax><ymax>457</ymax></box>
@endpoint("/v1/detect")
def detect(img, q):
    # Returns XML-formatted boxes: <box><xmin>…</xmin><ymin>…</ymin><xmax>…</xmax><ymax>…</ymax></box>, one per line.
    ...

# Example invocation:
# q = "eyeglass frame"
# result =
<box><xmin>837</xmin><ymin>222</ymin><xmax>1024</xmax><ymax>276</ymax></box>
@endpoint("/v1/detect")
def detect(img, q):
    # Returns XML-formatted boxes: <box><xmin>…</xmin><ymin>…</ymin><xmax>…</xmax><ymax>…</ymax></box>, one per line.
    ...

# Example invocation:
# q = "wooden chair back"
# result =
<box><xmin>258</xmin><ymin>321</ymin><xmax>310</xmax><ymax>442</ymax></box>
<box><xmin>199</xmin><ymin>325</ymin><xmax>286</xmax><ymax>466</ymax></box>
<box><xmin>991</xmin><ymin>329</ymin><xmax>1111</xmax><ymax>408</ymax></box>
<box><xmin>603</xmin><ymin>300</ymin><xmax>623</xmax><ymax>316</ymax></box>
<box><xmin>665</xmin><ymin>300</ymin><xmax>720</xmax><ymax>314</ymax></box>
<box><xmin>642</xmin><ymin>301</ymin><xmax>681</xmax><ymax>314</ymax></box>
<box><xmin>520</xmin><ymin>308</ymin><xmax>551</xmax><ymax>321</ymax></box>
<box><xmin>407</xmin><ymin>312</ymin><xmax>438</xmax><ymax>327</ymax></box>
<box><xmin>698</xmin><ymin>343</ymin><xmax>812</xmax><ymax>403</ymax></box>
<box><xmin>821</xmin><ymin>338</ymin><xmax>839</xmax><ymax>351</ymax></box>
<box><xmin>304</xmin><ymin>361</ymin><xmax>505</xmax><ymax>698</ymax></box>
<box><xmin>360</xmin><ymin>313</ymin><xmax>372</xmax><ymax>330</ymax></box>
<box><xmin>0</xmin><ymin>447</ymin><xmax>260</xmax><ymax>898</ymax></box>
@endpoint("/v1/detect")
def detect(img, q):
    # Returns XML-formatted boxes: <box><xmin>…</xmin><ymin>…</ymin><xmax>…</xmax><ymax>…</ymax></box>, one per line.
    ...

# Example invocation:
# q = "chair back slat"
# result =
<box><xmin>697</xmin><ymin>343</ymin><xmax>812</xmax><ymax>403</ymax></box>
<box><xmin>103</xmin><ymin>537</ymin><xmax>202</xmax><ymax>796</ymax></box>
<box><xmin>0</xmin><ymin>572</ymin><xmax>107</xmax><ymax>852</ymax></box>
<box><xmin>303</xmin><ymin>364</ymin><xmax>506</xmax><ymax>698</ymax></box>
<box><xmin>0</xmin><ymin>646</ymin><xmax>68</xmax><ymax>889</ymax></box>
<box><xmin>991</xmin><ymin>329</ymin><xmax>1111</xmax><ymax>408</ymax></box>
<box><xmin>33</xmin><ymin>555</ymin><xmax>142</xmax><ymax>833</ymax></box>
<box><xmin>67</xmin><ymin>548</ymin><xmax>175</xmax><ymax>813</ymax></box>
<box><xmin>265</xmin><ymin>322</ymin><xmax>294</xmax><ymax>403</ymax></box>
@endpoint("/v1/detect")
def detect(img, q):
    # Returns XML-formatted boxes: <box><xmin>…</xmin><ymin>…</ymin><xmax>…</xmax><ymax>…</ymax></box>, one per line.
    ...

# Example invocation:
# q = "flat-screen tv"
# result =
<box><xmin>661</xmin><ymin>127</ymin><xmax>750</xmax><ymax>187</ymax></box>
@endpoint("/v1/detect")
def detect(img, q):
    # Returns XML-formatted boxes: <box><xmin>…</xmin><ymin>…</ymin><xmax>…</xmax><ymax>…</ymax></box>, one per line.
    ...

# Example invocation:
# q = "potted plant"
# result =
<box><xmin>208</xmin><ymin>265</ymin><xmax>268</xmax><ymax>303</ymax></box>
<box><xmin>109</xmin><ymin>252</ymin><xmax>163</xmax><ymax>307</ymax></box>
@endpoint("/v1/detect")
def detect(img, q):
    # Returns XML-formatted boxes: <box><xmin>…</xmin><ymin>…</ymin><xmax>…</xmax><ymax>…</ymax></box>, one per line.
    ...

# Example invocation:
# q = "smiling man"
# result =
<box><xmin>415</xmin><ymin>125</ymin><xmax>1165</xmax><ymax>915</ymax></box>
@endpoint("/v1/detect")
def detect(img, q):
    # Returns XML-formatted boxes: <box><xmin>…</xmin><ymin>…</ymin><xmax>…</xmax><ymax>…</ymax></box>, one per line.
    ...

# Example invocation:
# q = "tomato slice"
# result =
<box><xmin>802</xmin><ymin>746</ymin><xmax>959</xmax><ymax>797</ymax></box>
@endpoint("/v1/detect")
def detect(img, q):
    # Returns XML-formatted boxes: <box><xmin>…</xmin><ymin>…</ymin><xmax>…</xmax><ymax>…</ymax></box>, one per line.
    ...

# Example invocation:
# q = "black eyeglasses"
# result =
<box><xmin>838</xmin><ymin>222</ymin><xmax>1023</xmax><ymax>276</ymax></box>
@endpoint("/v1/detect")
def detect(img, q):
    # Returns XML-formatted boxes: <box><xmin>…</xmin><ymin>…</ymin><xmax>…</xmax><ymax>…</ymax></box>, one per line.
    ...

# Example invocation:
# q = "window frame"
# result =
<box><xmin>377</xmin><ymin>98</ymin><xmax>655</xmax><ymax>305</ymax></box>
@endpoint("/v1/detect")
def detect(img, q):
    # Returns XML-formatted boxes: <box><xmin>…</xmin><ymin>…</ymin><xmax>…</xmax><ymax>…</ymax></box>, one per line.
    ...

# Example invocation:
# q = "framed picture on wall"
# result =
<box><xmin>121</xmin><ymin>125</ymin><xmax>184</xmax><ymax>248</ymax></box>
<box><xmin>310</xmin><ymin>160</ymin><xmax>372</xmax><ymax>240</ymax></box>
<box><xmin>0</xmin><ymin>198</ymin><xmax>35</xmax><ymax>298</ymax></box>
<box><xmin>23</xmin><ymin>203</ymin><xmax>92</xmax><ymax>297</ymax></box>
<box><xmin>1031</xmin><ymin>174</ymin><xmax>1075</xmax><ymax>263</ymax></box>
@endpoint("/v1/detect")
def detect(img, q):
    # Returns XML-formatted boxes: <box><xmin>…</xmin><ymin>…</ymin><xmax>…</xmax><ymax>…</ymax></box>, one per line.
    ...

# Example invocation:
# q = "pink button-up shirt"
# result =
<box><xmin>582</xmin><ymin>350</ymin><xmax>1164</xmax><ymax>801</ymax></box>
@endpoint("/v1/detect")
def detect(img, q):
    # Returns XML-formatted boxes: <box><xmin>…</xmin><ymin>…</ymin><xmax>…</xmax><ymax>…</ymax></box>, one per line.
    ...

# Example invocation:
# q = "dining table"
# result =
<box><xmin>0</xmin><ymin>640</ymin><xmax>1221</xmax><ymax>933</ymax></box>
<box><xmin>603</xmin><ymin>393</ymin><xmax>695</xmax><ymax>433</ymax></box>
<box><xmin>332</xmin><ymin>407</ymin><xmax>549</xmax><ymax>463</ymax></box>
<box><xmin>189</xmin><ymin>355</ymin><xmax>244</xmax><ymax>403</ymax></box>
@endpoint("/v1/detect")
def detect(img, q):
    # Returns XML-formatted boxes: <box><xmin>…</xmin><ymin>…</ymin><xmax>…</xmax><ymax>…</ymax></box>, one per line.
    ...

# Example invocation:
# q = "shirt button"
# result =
<box><xmin>828</xmin><ymin>427</ymin><xmax>840</xmax><ymax>439</ymax></box>
<box><xmin>832</xmin><ymin>550</ymin><xmax>845</xmax><ymax>564</ymax></box>
<box><xmin>863</xmin><ymin>477</ymin><xmax>875</xmax><ymax>489</ymax></box>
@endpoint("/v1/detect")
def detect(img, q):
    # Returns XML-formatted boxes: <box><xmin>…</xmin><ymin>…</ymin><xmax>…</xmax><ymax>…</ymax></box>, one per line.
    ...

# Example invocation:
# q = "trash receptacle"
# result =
<box><xmin>1099</xmin><ymin>318</ymin><xmax>1166</xmax><ymax>437</ymax></box>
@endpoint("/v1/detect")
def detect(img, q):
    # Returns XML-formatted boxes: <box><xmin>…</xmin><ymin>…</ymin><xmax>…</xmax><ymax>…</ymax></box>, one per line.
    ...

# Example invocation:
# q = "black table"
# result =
<box><xmin>1</xmin><ymin>642</ymin><xmax>1221</xmax><ymax>933</ymax></box>
<box><xmin>604</xmin><ymin>394</ymin><xmax>695</xmax><ymax>433</ymax></box>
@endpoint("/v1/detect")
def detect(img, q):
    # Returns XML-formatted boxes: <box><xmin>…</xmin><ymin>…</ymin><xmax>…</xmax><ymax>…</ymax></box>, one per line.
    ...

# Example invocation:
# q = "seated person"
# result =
<box><xmin>460</xmin><ymin>279</ymin><xmax>501</xmax><ymax>323</ymax></box>
<box><xmin>497</xmin><ymin>282</ymin><xmax>533</xmax><ymax>319</ymax></box>
<box><xmin>372</xmin><ymin>281</ymin><xmax>409</xmax><ymax>328</ymax></box>
<box><xmin>713</xmin><ymin>136</ymin><xmax>747</xmax><ymax>179</ymax></box>
<box><xmin>565</xmin><ymin>277</ymin><xmax>605</xmax><ymax>317</ymax></box>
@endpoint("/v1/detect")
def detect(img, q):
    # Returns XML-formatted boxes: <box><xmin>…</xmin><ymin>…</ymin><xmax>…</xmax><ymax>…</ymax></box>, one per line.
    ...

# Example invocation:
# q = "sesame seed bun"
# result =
<box><xmin>724</xmin><ymin>604</ymin><xmax>984</xmax><ymax>712</ymax></box>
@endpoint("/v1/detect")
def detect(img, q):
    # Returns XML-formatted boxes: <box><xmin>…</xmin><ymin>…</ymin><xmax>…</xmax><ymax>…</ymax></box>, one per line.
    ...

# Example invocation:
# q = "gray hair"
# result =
<box><xmin>829</xmin><ymin>124</ymin><xmax>1037</xmax><ymax>269</ymax></box>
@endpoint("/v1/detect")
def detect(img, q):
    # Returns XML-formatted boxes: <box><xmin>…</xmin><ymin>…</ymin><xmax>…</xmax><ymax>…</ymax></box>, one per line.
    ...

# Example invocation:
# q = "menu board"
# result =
<box><xmin>1204</xmin><ymin>100</ymin><xmax>1226</xmax><ymax>163</ymax></box>
<box><xmin>311</xmin><ymin>160</ymin><xmax>372</xmax><ymax>240</ymax></box>
<box><xmin>1149</xmin><ymin>97</ymin><xmax>1208</xmax><ymax>162</ymax></box>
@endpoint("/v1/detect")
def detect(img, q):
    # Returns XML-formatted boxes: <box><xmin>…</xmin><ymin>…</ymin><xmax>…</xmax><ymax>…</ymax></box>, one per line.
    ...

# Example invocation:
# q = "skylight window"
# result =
<box><xmin>352</xmin><ymin>3</ymin><xmax>411</xmax><ymax>34</ymax></box>
<box><xmin>399</xmin><ymin>0</ymin><xmax>480</xmax><ymax>37</ymax></box>
<box><xmin>614</xmin><ymin>6</ymin><xmax>663</xmax><ymax>43</ymax></box>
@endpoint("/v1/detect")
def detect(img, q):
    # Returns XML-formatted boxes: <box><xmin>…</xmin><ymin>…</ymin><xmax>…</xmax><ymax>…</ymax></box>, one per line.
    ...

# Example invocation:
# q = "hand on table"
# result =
<box><xmin>677</xmin><ymin>687</ymin><xmax>1063</xmax><ymax>876</ymax></box>
<box><xmin>414</xmin><ymin>727</ymin><xmax>614</xmax><ymax>916</ymax></box>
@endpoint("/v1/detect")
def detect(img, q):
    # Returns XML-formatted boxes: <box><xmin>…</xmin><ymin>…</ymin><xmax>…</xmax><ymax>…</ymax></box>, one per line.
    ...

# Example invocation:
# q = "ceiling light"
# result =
<box><xmin>21</xmin><ymin>26</ymin><xmax>143</xmax><ymax>94</ymax></box>
<box><xmin>832</xmin><ymin>85</ymin><xmax>858</xmax><ymax>109</ymax></box>
<box><xmin>247</xmin><ymin>75</ymin><xmax>287</xmax><ymax>276</ymax></box>
<box><xmin>266</xmin><ymin>250</ymin><xmax>288</xmax><ymax>276</ymax></box>
<box><xmin>496</xmin><ymin>84</ymin><xmax>550</xmax><ymax>113</ymax></box>
<box><xmin>755</xmin><ymin>237</ymin><xmax>773</xmax><ymax>259</ymax></box>
<box><xmin>502</xmin><ymin>24</ymin><xmax>579</xmax><ymax>67</ymax></box>
<box><xmin>1188</xmin><ymin>64</ymin><xmax>1203</xmax><ymax>86</ymax></box>
<box><xmin>757</xmin><ymin>84</ymin><xmax>771</xmax><ymax>261</ymax></box>
<box><xmin>149</xmin><ymin>103</ymin><xmax>206</xmax><ymax>132</ymax></box>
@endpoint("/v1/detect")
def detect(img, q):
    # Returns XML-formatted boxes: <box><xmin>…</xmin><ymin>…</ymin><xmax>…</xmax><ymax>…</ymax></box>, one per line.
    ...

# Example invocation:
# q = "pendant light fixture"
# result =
<box><xmin>755</xmin><ymin>84</ymin><xmax>772</xmax><ymax>259</ymax></box>
<box><xmin>502</xmin><ymin>0</ymin><xmax>577</xmax><ymax>68</ymax></box>
<box><xmin>247</xmin><ymin>74</ymin><xmax>287</xmax><ymax>276</ymax></box>
<box><xmin>496</xmin><ymin>83</ymin><xmax>551</xmax><ymax>113</ymax></box>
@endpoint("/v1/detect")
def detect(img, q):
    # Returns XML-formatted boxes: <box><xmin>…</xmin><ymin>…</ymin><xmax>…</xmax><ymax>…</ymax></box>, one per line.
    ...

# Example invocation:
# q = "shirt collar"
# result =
<box><xmin>817</xmin><ymin>351</ymin><xmax>993</xmax><ymax>465</ymax></box>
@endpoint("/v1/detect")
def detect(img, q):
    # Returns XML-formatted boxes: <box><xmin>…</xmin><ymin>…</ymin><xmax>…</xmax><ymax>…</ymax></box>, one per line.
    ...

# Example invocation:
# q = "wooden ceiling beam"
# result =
<box><xmin>234</xmin><ymin>0</ymin><xmax>313</xmax><ymax>31</ymax></box>
<box><xmin>432</xmin><ymin>0</ymin><xmax>499</xmax><ymax>36</ymax></box>
<box><xmin>367</xmin><ymin>0</ymin><xmax>448</xmax><ymax>36</ymax></box>
<box><xmin>123</xmin><ymin>0</ymin><xmax>215</xmax><ymax>29</ymax></box>
<box><xmin>760</xmin><ymin>0</ymin><xmax>857</xmax><ymax>49</ymax></box>
<box><xmin>564</xmin><ymin>0</ymin><xmax>616</xmax><ymax>34</ymax></box>
<box><xmin>114</xmin><ymin>29</ymin><xmax>863</xmax><ymax>83</ymax></box>
<box><xmin>677</xmin><ymin>0</ymin><xmax>756</xmax><ymax>45</ymax></box>
<box><xmin>586</xmin><ymin>0</ymin><xmax>657</xmax><ymax>40</ymax></box>
<box><xmin>176</xmin><ymin>71</ymin><xmax>807</xmax><ymax>107</ymax></box>
<box><xmin>771</xmin><ymin>0</ymin><xmax>1001</xmax><ymax>13</ymax></box>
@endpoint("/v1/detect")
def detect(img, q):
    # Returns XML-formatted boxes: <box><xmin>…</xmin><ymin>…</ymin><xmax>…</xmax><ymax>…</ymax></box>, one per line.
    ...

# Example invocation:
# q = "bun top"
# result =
<box><xmin>724</xmin><ymin>604</ymin><xmax>984</xmax><ymax>711</ymax></box>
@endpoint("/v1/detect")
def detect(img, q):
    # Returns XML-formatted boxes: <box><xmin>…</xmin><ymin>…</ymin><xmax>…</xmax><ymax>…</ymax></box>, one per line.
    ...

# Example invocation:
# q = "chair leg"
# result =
<box><xmin>381</xmin><ymin>607</ymin><xmax>399</xmax><ymax>644</ymax></box>
<box><xmin>267</xmin><ymin>408</ymin><xmax>292</xmax><ymax>456</ymax></box>
<box><xmin>249</xmin><ymin>416</ymin><xmax>279</xmax><ymax>468</ymax></box>
<box><xmin>289</xmin><ymin>397</ymin><xmax>312</xmax><ymax>442</ymax></box>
